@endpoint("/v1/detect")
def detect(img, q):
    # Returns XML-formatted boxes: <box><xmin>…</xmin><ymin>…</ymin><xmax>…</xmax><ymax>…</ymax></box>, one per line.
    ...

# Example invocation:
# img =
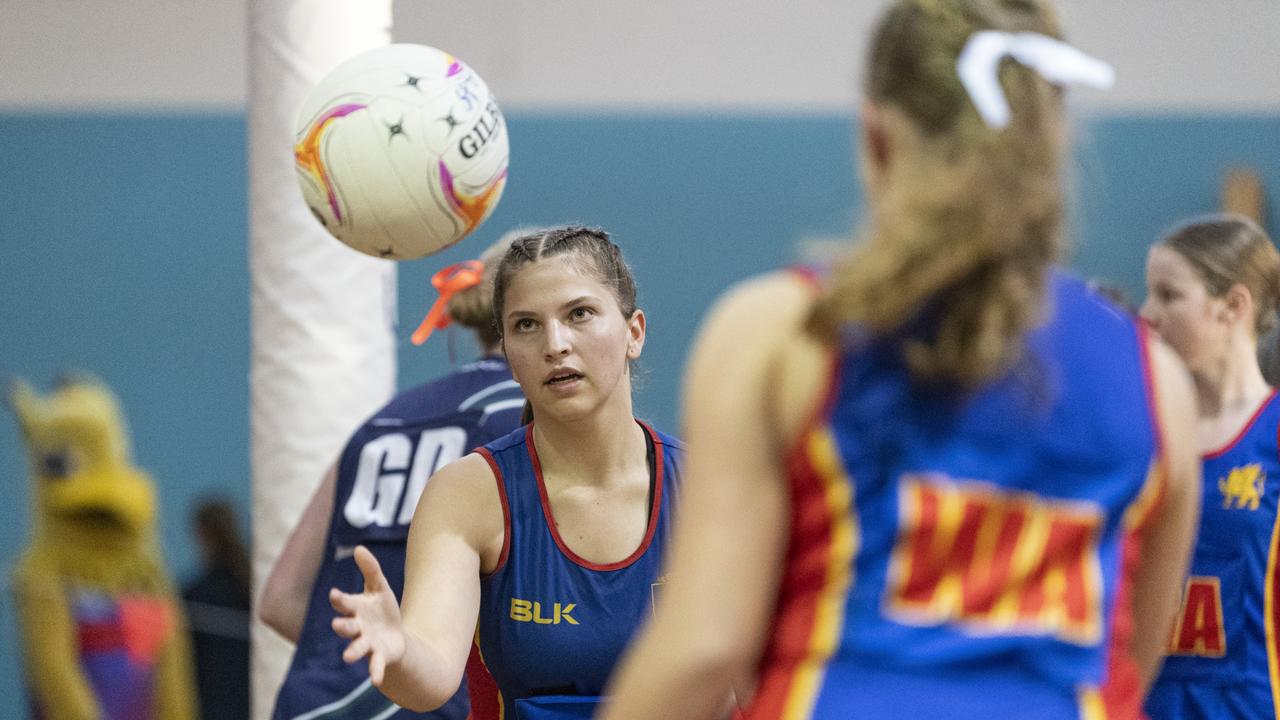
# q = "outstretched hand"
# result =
<box><xmin>330</xmin><ymin>545</ymin><xmax>406</xmax><ymax>687</ymax></box>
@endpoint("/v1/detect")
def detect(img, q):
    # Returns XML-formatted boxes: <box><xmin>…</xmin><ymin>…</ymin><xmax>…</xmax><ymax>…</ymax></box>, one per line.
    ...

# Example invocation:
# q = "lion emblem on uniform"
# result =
<box><xmin>1219</xmin><ymin>464</ymin><xmax>1264</xmax><ymax>510</ymax></box>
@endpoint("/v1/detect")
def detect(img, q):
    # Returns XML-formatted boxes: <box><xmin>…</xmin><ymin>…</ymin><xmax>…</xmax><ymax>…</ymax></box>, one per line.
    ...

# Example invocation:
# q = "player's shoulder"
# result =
<box><xmin>717</xmin><ymin>268</ymin><xmax>829</xmax><ymax>340</ymax></box>
<box><xmin>693</xmin><ymin>268</ymin><xmax>819</xmax><ymax>372</ymax></box>
<box><xmin>709</xmin><ymin>268</ymin><xmax>820</xmax><ymax>330</ymax></box>
<box><xmin>415</xmin><ymin>451</ymin><xmax>506</xmax><ymax>540</ymax></box>
<box><xmin>1245</xmin><ymin>387</ymin><xmax>1280</xmax><ymax>447</ymax></box>
<box><xmin>689</xmin><ymin>269</ymin><xmax>832</xmax><ymax>456</ymax></box>
<box><xmin>481</xmin><ymin>423</ymin><xmax>530</xmax><ymax>456</ymax></box>
<box><xmin>374</xmin><ymin>361</ymin><xmax>516</xmax><ymax>423</ymax></box>
<box><xmin>422</xmin><ymin>451</ymin><xmax>499</xmax><ymax>508</ymax></box>
<box><xmin>642</xmin><ymin>422</ymin><xmax>686</xmax><ymax>454</ymax></box>
<box><xmin>644</xmin><ymin>424</ymin><xmax>686</xmax><ymax>493</ymax></box>
<box><xmin>432</xmin><ymin>450</ymin><xmax>497</xmax><ymax>485</ymax></box>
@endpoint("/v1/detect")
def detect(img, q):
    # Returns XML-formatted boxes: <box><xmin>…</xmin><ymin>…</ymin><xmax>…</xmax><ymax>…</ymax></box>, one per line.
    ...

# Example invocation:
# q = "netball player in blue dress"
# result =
<box><xmin>605</xmin><ymin>1</ymin><xmax>1201</xmax><ymax>718</ymax></box>
<box><xmin>260</xmin><ymin>236</ymin><xmax>525</xmax><ymax>720</ymax></box>
<box><xmin>329</xmin><ymin>227</ymin><xmax>681</xmax><ymax>720</ymax></box>
<box><xmin>1142</xmin><ymin>216</ymin><xmax>1280</xmax><ymax>719</ymax></box>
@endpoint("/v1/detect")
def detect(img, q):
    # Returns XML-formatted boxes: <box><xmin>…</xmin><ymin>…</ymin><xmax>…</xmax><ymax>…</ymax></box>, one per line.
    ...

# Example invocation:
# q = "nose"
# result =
<box><xmin>542</xmin><ymin>320</ymin><xmax>571</xmax><ymax>359</ymax></box>
<box><xmin>1138</xmin><ymin>298</ymin><xmax>1158</xmax><ymax>328</ymax></box>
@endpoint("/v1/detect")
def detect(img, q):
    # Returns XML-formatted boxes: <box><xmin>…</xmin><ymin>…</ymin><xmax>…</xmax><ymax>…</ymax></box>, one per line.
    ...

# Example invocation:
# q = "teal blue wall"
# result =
<box><xmin>1071</xmin><ymin>115</ymin><xmax>1280</xmax><ymax>304</ymax></box>
<box><xmin>0</xmin><ymin>112</ymin><xmax>1276</xmax><ymax>715</ymax></box>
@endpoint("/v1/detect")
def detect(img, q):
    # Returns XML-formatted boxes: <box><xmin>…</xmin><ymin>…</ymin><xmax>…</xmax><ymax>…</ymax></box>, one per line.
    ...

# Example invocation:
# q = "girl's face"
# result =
<box><xmin>500</xmin><ymin>257</ymin><xmax>644</xmax><ymax>423</ymax></box>
<box><xmin>1141</xmin><ymin>245</ymin><xmax>1228</xmax><ymax>373</ymax></box>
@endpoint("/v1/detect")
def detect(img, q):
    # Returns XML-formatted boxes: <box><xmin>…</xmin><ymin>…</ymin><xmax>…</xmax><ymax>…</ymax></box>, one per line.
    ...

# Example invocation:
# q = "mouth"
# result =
<box><xmin>57</xmin><ymin>507</ymin><xmax>128</xmax><ymax>529</ymax></box>
<box><xmin>544</xmin><ymin>369</ymin><xmax>584</xmax><ymax>387</ymax></box>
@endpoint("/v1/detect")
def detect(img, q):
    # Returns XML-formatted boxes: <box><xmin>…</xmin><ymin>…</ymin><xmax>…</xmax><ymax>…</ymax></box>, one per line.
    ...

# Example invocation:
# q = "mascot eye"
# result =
<box><xmin>40</xmin><ymin>450</ymin><xmax>77</xmax><ymax>479</ymax></box>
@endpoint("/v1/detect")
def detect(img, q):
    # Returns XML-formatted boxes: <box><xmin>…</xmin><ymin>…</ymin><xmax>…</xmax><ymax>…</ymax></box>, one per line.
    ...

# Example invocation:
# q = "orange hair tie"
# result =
<box><xmin>411</xmin><ymin>260</ymin><xmax>484</xmax><ymax>346</ymax></box>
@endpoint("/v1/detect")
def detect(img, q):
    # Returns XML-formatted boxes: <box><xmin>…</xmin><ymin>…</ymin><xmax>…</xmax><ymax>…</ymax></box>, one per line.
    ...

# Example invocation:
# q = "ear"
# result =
<box><xmin>626</xmin><ymin>309</ymin><xmax>646</xmax><ymax>360</ymax></box>
<box><xmin>8</xmin><ymin>378</ymin><xmax>38</xmax><ymax>433</ymax></box>
<box><xmin>1224</xmin><ymin>283</ymin><xmax>1256</xmax><ymax>330</ymax></box>
<box><xmin>860</xmin><ymin>100</ymin><xmax>892</xmax><ymax>180</ymax></box>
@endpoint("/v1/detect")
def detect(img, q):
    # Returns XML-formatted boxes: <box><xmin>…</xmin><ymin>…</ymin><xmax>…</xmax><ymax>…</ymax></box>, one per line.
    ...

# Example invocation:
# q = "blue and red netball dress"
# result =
<box><xmin>745</xmin><ymin>272</ymin><xmax>1165</xmax><ymax>720</ymax></box>
<box><xmin>470</xmin><ymin>422</ymin><xmax>682</xmax><ymax>720</ymax></box>
<box><xmin>58</xmin><ymin>590</ymin><xmax>176</xmax><ymax>720</ymax></box>
<box><xmin>1147</xmin><ymin>391</ymin><xmax>1280</xmax><ymax>719</ymax></box>
<box><xmin>272</xmin><ymin>357</ymin><xmax>523</xmax><ymax>720</ymax></box>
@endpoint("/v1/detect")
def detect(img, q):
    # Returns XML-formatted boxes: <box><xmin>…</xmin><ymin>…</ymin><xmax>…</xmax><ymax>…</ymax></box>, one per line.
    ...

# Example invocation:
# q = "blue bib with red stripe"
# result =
<box><xmin>273</xmin><ymin>359</ymin><xmax>523</xmax><ymax>720</ymax></box>
<box><xmin>48</xmin><ymin>589</ymin><xmax>175</xmax><ymax>720</ymax></box>
<box><xmin>1147</xmin><ymin>392</ymin><xmax>1280</xmax><ymax>719</ymax></box>
<box><xmin>747</xmin><ymin>272</ymin><xmax>1161</xmax><ymax>720</ymax></box>
<box><xmin>471</xmin><ymin>422</ymin><xmax>682</xmax><ymax>720</ymax></box>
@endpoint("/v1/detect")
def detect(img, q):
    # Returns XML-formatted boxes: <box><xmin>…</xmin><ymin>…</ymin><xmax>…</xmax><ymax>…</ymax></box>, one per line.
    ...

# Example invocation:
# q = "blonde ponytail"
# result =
<box><xmin>810</xmin><ymin>0</ymin><xmax>1067</xmax><ymax>388</ymax></box>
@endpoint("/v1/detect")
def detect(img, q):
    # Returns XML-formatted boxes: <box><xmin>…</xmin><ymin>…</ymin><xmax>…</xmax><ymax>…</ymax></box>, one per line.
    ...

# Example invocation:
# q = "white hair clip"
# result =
<box><xmin>956</xmin><ymin>30</ymin><xmax>1115</xmax><ymax>129</ymax></box>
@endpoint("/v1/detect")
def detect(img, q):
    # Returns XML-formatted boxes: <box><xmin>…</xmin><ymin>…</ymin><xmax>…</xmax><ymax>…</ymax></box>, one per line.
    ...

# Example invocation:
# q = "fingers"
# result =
<box><xmin>342</xmin><ymin>636</ymin><xmax>371</xmax><ymax>664</ymax></box>
<box><xmin>354</xmin><ymin>545</ymin><xmax>387</xmax><ymax>593</ymax></box>
<box><xmin>331</xmin><ymin>615</ymin><xmax>360</xmax><ymax>639</ymax></box>
<box><xmin>334</xmin><ymin>621</ymin><xmax>385</xmax><ymax>688</ymax></box>
<box><xmin>329</xmin><ymin>587</ymin><xmax>358</xmax><ymax>615</ymax></box>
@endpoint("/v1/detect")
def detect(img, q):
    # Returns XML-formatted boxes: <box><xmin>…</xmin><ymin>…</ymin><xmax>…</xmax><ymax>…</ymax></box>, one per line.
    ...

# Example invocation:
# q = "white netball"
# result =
<box><xmin>294</xmin><ymin>44</ymin><xmax>509</xmax><ymax>260</ymax></box>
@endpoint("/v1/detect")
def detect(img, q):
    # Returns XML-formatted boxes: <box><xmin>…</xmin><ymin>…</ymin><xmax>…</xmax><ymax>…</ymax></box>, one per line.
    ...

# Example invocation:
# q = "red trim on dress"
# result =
<box><xmin>1271</xmin><ymin>420</ymin><xmax>1280</xmax><ymax>713</ymax></box>
<box><xmin>745</xmin><ymin>447</ymin><xmax>829</xmax><ymax>719</ymax></box>
<box><xmin>782</xmin><ymin>350</ymin><xmax>844</xmax><ymax>465</ymax></box>
<box><xmin>1097</xmin><ymin>528</ymin><xmax>1146</xmax><ymax>720</ymax></box>
<box><xmin>637</xmin><ymin>419</ymin><xmax>667</xmax><ymax>549</ymax></box>
<box><xmin>476</xmin><ymin>447</ymin><xmax>511</xmax><ymax>578</ymax></box>
<box><xmin>1097</xmin><ymin>322</ymin><xmax>1168</xmax><ymax>718</ymax></box>
<box><xmin>745</xmin><ymin>351</ymin><xmax>844</xmax><ymax>719</ymax></box>
<box><xmin>1204</xmin><ymin>388</ymin><xmax>1279</xmax><ymax>460</ymax></box>
<box><xmin>465</xmin><ymin>637</ymin><xmax>503</xmax><ymax>720</ymax></box>
<box><xmin>525</xmin><ymin>421</ymin><xmax>664</xmax><ymax>572</ymax></box>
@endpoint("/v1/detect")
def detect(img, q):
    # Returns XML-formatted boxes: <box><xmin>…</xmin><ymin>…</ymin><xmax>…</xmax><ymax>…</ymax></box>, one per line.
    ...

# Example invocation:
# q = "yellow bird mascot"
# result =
<box><xmin>8</xmin><ymin>376</ymin><xmax>197</xmax><ymax>720</ymax></box>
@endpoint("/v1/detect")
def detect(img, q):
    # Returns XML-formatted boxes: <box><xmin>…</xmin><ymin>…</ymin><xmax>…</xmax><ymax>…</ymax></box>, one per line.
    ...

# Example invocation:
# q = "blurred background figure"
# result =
<box><xmin>260</xmin><ymin>235</ymin><xmax>525</xmax><ymax>720</ymax></box>
<box><xmin>184</xmin><ymin>497</ymin><xmax>251</xmax><ymax>720</ymax></box>
<box><xmin>1140</xmin><ymin>215</ymin><xmax>1280</xmax><ymax>719</ymax></box>
<box><xmin>8</xmin><ymin>375</ymin><xmax>197</xmax><ymax>720</ymax></box>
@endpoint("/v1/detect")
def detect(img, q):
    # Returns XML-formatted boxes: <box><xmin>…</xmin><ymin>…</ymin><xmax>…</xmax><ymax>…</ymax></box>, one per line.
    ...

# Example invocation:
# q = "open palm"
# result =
<box><xmin>329</xmin><ymin>545</ymin><xmax>406</xmax><ymax>687</ymax></box>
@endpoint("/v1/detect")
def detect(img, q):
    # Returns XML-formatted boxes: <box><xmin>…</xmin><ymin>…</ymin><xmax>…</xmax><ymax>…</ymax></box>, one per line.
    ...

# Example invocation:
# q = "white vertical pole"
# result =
<box><xmin>247</xmin><ymin>2</ymin><xmax>395</xmax><ymax>718</ymax></box>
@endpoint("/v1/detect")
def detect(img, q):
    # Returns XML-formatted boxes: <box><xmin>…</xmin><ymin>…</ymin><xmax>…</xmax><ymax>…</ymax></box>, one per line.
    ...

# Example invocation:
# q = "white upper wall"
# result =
<box><xmin>2</xmin><ymin>0</ymin><xmax>1277</xmax><ymax>112</ymax></box>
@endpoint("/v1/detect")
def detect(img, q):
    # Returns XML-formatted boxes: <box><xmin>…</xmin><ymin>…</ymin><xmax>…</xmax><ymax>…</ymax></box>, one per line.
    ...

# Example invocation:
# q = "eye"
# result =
<box><xmin>569</xmin><ymin>306</ymin><xmax>595</xmax><ymax>322</ymax></box>
<box><xmin>513</xmin><ymin>317</ymin><xmax>537</xmax><ymax>332</ymax></box>
<box><xmin>39</xmin><ymin>449</ymin><xmax>77</xmax><ymax>479</ymax></box>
